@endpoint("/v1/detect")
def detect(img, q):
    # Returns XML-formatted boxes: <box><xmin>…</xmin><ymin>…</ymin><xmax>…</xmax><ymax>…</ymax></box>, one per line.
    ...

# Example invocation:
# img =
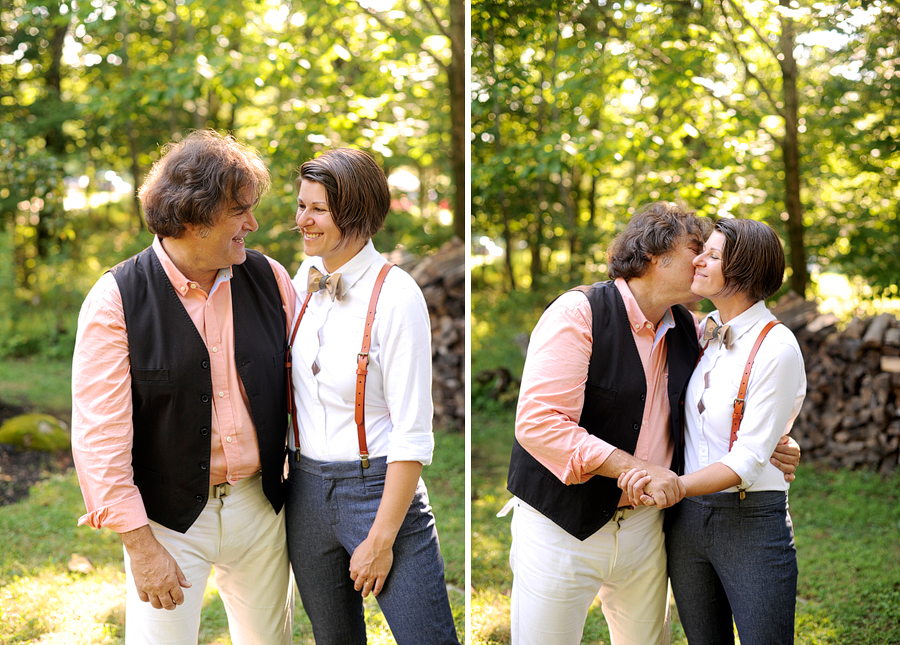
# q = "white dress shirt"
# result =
<box><xmin>684</xmin><ymin>300</ymin><xmax>806</xmax><ymax>492</ymax></box>
<box><xmin>289</xmin><ymin>240</ymin><xmax>434</xmax><ymax>464</ymax></box>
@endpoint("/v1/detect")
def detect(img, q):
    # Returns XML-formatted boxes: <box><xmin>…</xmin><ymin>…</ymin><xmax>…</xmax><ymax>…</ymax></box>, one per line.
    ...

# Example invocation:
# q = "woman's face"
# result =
<box><xmin>296</xmin><ymin>180</ymin><xmax>352</xmax><ymax>273</ymax></box>
<box><xmin>691</xmin><ymin>230</ymin><xmax>727</xmax><ymax>298</ymax></box>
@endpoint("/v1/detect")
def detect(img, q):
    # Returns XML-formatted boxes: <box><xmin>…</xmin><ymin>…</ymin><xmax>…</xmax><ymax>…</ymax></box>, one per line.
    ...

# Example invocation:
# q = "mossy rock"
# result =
<box><xmin>0</xmin><ymin>413</ymin><xmax>70</xmax><ymax>452</ymax></box>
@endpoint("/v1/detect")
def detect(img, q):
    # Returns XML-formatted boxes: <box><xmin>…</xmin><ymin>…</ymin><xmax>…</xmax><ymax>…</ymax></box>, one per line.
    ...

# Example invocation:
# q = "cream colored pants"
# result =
<box><xmin>509</xmin><ymin>498</ymin><xmax>670</xmax><ymax>645</ymax></box>
<box><xmin>124</xmin><ymin>474</ymin><xmax>293</xmax><ymax>645</ymax></box>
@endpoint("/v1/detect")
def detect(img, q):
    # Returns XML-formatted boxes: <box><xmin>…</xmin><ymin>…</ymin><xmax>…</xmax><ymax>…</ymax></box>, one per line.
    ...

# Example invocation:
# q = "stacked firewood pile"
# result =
<box><xmin>387</xmin><ymin>238</ymin><xmax>465</xmax><ymax>432</ymax></box>
<box><xmin>772</xmin><ymin>292</ymin><xmax>900</xmax><ymax>473</ymax></box>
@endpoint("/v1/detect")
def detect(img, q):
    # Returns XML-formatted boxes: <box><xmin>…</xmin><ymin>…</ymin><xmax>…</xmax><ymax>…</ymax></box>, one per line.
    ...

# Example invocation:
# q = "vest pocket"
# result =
<box><xmin>585</xmin><ymin>382</ymin><xmax>617</xmax><ymax>402</ymax></box>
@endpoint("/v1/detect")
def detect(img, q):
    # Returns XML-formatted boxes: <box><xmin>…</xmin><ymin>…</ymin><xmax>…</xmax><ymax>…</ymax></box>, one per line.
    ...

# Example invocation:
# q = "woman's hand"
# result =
<box><xmin>617</xmin><ymin>468</ymin><xmax>654</xmax><ymax>506</ymax></box>
<box><xmin>349</xmin><ymin>533</ymin><xmax>394</xmax><ymax>598</ymax></box>
<box><xmin>348</xmin><ymin>460</ymin><xmax>423</xmax><ymax>598</ymax></box>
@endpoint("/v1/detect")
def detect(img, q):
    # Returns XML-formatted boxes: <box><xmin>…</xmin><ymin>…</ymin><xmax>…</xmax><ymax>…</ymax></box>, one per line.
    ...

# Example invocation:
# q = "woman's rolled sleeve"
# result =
<box><xmin>719</xmin><ymin>339</ymin><xmax>805</xmax><ymax>489</ymax></box>
<box><xmin>380</xmin><ymin>278</ymin><xmax>435</xmax><ymax>465</ymax></box>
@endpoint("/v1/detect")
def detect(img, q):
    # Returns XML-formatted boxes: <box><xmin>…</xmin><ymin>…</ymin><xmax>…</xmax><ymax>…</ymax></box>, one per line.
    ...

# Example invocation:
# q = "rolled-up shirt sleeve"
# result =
<box><xmin>719</xmin><ymin>339</ymin><xmax>806</xmax><ymax>489</ymax></box>
<box><xmin>515</xmin><ymin>292</ymin><xmax>617</xmax><ymax>485</ymax></box>
<box><xmin>71</xmin><ymin>273</ymin><xmax>148</xmax><ymax>533</ymax></box>
<box><xmin>381</xmin><ymin>275</ymin><xmax>435</xmax><ymax>465</ymax></box>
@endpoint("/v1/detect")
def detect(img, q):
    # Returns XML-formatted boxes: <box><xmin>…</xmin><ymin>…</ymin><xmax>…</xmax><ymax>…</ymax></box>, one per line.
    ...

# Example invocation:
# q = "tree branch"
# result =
<box><xmin>716</xmin><ymin>0</ymin><xmax>785</xmax><ymax>119</ymax></box>
<box><xmin>723</xmin><ymin>0</ymin><xmax>780</xmax><ymax>61</ymax></box>
<box><xmin>417</xmin><ymin>0</ymin><xmax>452</xmax><ymax>41</ymax></box>
<box><xmin>349</xmin><ymin>0</ymin><xmax>450</xmax><ymax>72</ymax></box>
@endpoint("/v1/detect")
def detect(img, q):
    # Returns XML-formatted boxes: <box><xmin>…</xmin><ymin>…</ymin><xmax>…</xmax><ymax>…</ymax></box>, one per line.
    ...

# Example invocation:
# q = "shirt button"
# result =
<box><xmin>212</xmin><ymin>347</ymin><xmax>218</xmax><ymax>353</ymax></box>
<box><xmin>218</xmin><ymin>391</ymin><xmax>224</xmax><ymax>397</ymax></box>
<box><xmin>226</xmin><ymin>436</ymin><xmax>233</xmax><ymax>443</ymax></box>
<box><xmin>180</xmin><ymin>286</ymin><xmax>187</xmax><ymax>293</ymax></box>
<box><xmin>190</xmin><ymin>283</ymin><xmax>197</xmax><ymax>289</ymax></box>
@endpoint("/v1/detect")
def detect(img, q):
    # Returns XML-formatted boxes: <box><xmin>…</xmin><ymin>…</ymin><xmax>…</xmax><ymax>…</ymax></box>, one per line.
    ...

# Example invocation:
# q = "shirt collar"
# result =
<box><xmin>309</xmin><ymin>239</ymin><xmax>381</xmax><ymax>298</ymax></box>
<box><xmin>706</xmin><ymin>299</ymin><xmax>771</xmax><ymax>345</ymax></box>
<box><xmin>152</xmin><ymin>236</ymin><xmax>232</xmax><ymax>297</ymax></box>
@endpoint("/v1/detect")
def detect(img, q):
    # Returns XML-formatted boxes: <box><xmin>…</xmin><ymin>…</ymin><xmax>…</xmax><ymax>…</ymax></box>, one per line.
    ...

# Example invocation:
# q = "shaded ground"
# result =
<box><xmin>0</xmin><ymin>401</ymin><xmax>73</xmax><ymax>506</ymax></box>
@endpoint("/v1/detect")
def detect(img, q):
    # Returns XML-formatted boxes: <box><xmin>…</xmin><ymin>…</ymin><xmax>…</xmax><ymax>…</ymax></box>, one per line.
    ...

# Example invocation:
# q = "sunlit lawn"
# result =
<box><xmin>472</xmin><ymin>405</ymin><xmax>900</xmax><ymax>645</ymax></box>
<box><xmin>0</xmin><ymin>358</ymin><xmax>465</xmax><ymax>644</ymax></box>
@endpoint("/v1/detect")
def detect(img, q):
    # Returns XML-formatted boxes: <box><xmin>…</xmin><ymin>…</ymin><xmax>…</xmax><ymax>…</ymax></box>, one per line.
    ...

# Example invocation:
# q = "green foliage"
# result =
<box><xmin>0</xmin><ymin>0</ymin><xmax>458</xmax><ymax>359</ymax></box>
<box><xmin>472</xmin><ymin>0</ymin><xmax>900</xmax><ymax>299</ymax></box>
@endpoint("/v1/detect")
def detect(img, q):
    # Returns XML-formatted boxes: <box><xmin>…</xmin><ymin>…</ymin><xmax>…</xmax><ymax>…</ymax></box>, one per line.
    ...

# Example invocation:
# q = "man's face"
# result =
<box><xmin>185</xmin><ymin>188</ymin><xmax>259</xmax><ymax>271</ymax></box>
<box><xmin>657</xmin><ymin>234</ymin><xmax>704</xmax><ymax>306</ymax></box>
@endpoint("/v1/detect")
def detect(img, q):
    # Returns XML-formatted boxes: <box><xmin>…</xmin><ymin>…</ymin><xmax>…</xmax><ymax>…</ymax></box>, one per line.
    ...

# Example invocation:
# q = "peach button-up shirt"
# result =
<box><xmin>71</xmin><ymin>236</ymin><xmax>296</xmax><ymax>533</ymax></box>
<box><xmin>515</xmin><ymin>278</ymin><xmax>694</xmax><ymax>503</ymax></box>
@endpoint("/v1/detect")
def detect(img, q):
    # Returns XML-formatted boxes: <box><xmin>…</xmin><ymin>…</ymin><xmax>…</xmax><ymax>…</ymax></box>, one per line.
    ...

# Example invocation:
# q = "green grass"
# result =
<box><xmin>0</xmin><ymin>358</ymin><xmax>465</xmax><ymax>644</ymax></box>
<box><xmin>472</xmin><ymin>406</ymin><xmax>900</xmax><ymax>645</ymax></box>
<box><xmin>0</xmin><ymin>357</ymin><xmax>73</xmax><ymax>420</ymax></box>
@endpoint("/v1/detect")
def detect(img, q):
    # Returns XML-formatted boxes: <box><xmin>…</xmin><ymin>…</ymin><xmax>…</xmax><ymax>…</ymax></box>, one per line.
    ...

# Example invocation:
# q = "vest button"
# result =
<box><xmin>201</xmin><ymin>360</ymin><xmax>209</xmax><ymax>369</ymax></box>
<box><xmin>641</xmin><ymin>394</ymin><xmax>646</xmax><ymax>402</ymax></box>
<box><xmin>200</xmin><ymin>463</ymin><xmax>207</xmax><ymax>470</ymax></box>
<box><xmin>195</xmin><ymin>495</ymin><xmax>203</xmax><ymax>503</ymax></box>
<box><xmin>201</xmin><ymin>395</ymin><xmax>210</xmax><ymax>403</ymax></box>
<box><xmin>200</xmin><ymin>427</ymin><xmax>209</xmax><ymax>436</ymax></box>
<box><xmin>633</xmin><ymin>423</ymin><xmax>639</xmax><ymax>431</ymax></box>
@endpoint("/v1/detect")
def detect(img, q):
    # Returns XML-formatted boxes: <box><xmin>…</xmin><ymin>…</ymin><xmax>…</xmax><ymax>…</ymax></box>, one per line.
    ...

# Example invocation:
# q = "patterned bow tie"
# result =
<box><xmin>702</xmin><ymin>316</ymin><xmax>732</xmax><ymax>349</ymax></box>
<box><xmin>307</xmin><ymin>266</ymin><xmax>343</xmax><ymax>301</ymax></box>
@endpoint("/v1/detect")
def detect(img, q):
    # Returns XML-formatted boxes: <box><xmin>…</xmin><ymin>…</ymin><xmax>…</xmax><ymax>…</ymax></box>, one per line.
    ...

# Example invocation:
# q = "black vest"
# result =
<box><xmin>111</xmin><ymin>246</ymin><xmax>288</xmax><ymax>533</ymax></box>
<box><xmin>507</xmin><ymin>281</ymin><xmax>699</xmax><ymax>540</ymax></box>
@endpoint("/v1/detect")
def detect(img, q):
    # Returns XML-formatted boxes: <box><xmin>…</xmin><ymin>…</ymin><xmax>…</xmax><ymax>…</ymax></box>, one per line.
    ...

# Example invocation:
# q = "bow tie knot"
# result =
<box><xmin>702</xmin><ymin>317</ymin><xmax>732</xmax><ymax>349</ymax></box>
<box><xmin>308</xmin><ymin>266</ymin><xmax>343</xmax><ymax>301</ymax></box>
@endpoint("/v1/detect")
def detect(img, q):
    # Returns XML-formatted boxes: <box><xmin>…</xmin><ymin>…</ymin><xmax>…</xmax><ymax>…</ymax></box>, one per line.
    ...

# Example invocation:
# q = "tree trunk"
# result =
<box><xmin>778</xmin><ymin>1</ymin><xmax>808</xmax><ymax>296</ymax></box>
<box><xmin>448</xmin><ymin>0</ymin><xmax>466</xmax><ymax>241</ymax></box>
<box><xmin>488</xmin><ymin>22</ymin><xmax>516</xmax><ymax>291</ymax></box>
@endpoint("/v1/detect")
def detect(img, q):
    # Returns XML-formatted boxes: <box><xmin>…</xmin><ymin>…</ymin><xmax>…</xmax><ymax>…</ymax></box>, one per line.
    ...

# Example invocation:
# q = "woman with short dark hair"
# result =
<box><xmin>621</xmin><ymin>217</ymin><xmax>807</xmax><ymax>645</ymax></box>
<box><xmin>284</xmin><ymin>148</ymin><xmax>460</xmax><ymax>645</ymax></box>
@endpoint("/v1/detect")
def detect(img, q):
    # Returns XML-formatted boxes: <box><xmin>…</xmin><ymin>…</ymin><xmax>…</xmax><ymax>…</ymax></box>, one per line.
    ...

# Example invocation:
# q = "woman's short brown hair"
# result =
<box><xmin>714</xmin><ymin>218</ymin><xmax>786</xmax><ymax>302</ymax></box>
<box><xmin>607</xmin><ymin>201</ymin><xmax>709</xmax><ymax>279</ymax></box>
<box><xmin>138</xmin><ymin>130</ymin><xmax>270</xmax><ymax>238</ymax></box>
<box><xmin>296</xmin><ymin>148</ymin><xmax>390</xmax><ymax>246</ymax></box>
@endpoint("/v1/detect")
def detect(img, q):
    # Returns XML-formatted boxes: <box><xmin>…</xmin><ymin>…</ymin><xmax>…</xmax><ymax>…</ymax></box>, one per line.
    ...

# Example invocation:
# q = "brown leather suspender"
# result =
<box><xmin>287</xmin><ymin>262</ymin><xmax>394</xmax><ymax>467</ymax></box>
<box><xmin>355</xmin><ymin>263</ymin><xmax>394</xmax><ymax>467</ymax></box>
<box><xmin>730</xmin><ymin>320</ymin><xmax>781</xmax><ymax>451</ymax></box>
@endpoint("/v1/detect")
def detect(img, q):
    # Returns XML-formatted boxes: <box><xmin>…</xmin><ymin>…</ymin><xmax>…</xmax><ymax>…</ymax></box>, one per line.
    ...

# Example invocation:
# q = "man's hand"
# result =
<box><xmin>349</xmin><ymin>533</ymin><xmax>394</xmax><ymax>598</ymax></box>
<box><xmin>771</xmin><ymin>435</ymin><xmax>801</xmax><ymax>483</ymax></box>
<box><xmin>120</xmin><ymin>525</ymin><xmax>191</xmax><ymax>610</ymax></box>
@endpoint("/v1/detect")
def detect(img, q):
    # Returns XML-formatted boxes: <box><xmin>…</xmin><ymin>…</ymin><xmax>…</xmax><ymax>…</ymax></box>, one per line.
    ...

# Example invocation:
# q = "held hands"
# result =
<box><xmin>616</xmin><ymin>464</ymin><xmax>686</xmax><ymax>509</ymax></box>
<box><xmin>349</xmin><ymin>533</ymin><xmax>394</xmax><ymax>598</ymax></box>
<box><xmin>122</xmin><ymin>526</ymin><xmax>191</xmax><ymax>611</ymax></box>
